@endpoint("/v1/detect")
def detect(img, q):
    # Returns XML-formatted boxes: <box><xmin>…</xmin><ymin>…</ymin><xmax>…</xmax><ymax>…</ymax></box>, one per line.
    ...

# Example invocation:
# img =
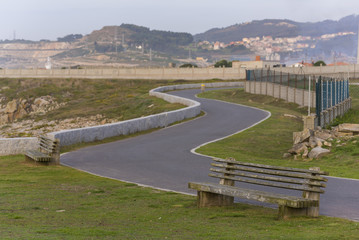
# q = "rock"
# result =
<box><xmin>323</xmin><ymin>141</ymin><xmax>332</xmax><ymax>147</ymax></box>
<box><xmin>308</xmin><ymin>137</ymin><xmax>317</xmax><ymax>148</ymax></box>
<box><xmin>0</xmin><ymin>114</ymin><xmax>8</xmax><ymax>124</ymax></box>
<box><xmin>283</xmin><ymin>153</ymin><xmax>292</xmax><ymax>158</ymax></box>
<box><xmin>284</xmin><ymin>114</ymin><xmax>300</xmax><ymax>119</ymax></box>
<box><xmin>293</xmin><ymin>128</ymin><xmax>311</xmax><ymax>144</ymax></box>
<box><xmin>5</xmin><ymin>100</ymin><xmax>18</xmax><ymax>113</ymax></box>
<box><xmin>338</xmin><ymin>123</ymin><xmax>359</xmax><ymax>133</ymax></box>
<box><xmin>34</xmin><ymin>97</ymin><xmax>50</xmax><ymax>107</ymax></box>
<box><xmin>315</xmin><ymin>131</ymin><xmax>332</xmax><ymax>140</ymax></box>
<box><xmin>288</xmin><ymin>143</ymin><xmax>308</xmax><ymax>155</ymax></box>
<box><xmin>315</xmin><ymin>138</ymin><xmax>323</xmax><ymax>147</ymax></box>
<box><xmin>308</xmin><ymin>147</ymin><xmax>330</xmax><ymax>159</ymax></box>
<box><xmin>337</xmin><ymin>132</ymin><xmax>353</xmax><ymax>137</ymax></box>
<box><xmin>302</xmin><ymin>147</ymin><xmax>309</xmax><ymax>158</ymax></box>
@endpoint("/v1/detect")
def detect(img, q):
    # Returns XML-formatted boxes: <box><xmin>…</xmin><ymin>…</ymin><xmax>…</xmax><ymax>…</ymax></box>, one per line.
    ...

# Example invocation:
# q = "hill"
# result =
<box><xmin>194</xmin><ymin>15</ymin><xmax>359</xmax><ymax>43</ymax></box>
<box><xmin>83</xmin><ymin>24</ymin><xmax>193</xmax><ymax>54</ymax></box>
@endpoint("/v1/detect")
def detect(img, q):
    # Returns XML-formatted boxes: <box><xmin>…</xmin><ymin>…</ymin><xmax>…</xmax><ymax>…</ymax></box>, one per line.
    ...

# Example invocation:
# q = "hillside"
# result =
<box><xmin>194</xmin><ymin>15</ymin><xmax>359</xmax><ymax>43</ymax></box>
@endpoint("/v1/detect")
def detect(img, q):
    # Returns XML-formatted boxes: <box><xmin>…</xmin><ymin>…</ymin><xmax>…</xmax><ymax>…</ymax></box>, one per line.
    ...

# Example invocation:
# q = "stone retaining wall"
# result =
<box><xmin>0</xmin><ymin>137</ymin><xmax>38</xmax><ymax>156</ymax></box>
<box><xmin>0</xmin><ymin>82</ymin><xmax>243</xmax><ymax>155</ymax></box>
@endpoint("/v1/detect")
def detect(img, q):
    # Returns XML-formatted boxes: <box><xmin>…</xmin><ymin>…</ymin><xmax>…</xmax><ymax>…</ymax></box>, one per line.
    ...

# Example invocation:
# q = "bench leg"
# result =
<box><xmin>278</xmin><ymin>206</ymin><xmax>308</xmax><ymax>220</ymax></box>
<box><xmin>197</xmin><ymin>191</ymin><xmax>234</xmax><ymax>207</ymax></box>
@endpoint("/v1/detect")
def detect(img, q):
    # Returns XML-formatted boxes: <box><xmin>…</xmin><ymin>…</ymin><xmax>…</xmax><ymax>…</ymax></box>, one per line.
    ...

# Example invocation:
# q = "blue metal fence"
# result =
<box><xmin>315</xmin><ymin>77</ymin><xmax>350</xmax><ymax>126</ymax></box>
<box><xmin>246</xmin><ymin>69</ymin><xmax>351</xmax><ymax>127</ymax></box>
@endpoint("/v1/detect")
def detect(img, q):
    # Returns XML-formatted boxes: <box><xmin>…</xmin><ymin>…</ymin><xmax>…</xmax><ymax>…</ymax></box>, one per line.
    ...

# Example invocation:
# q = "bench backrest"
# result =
<box><xmin>38</xmin><ymin>135</ymin><xmax>60</xmax><ymax>156</ymax></box>
<box><xmin>210</xmin><ymin>158</ymin><xmax>328</xmax><ymax>194</ymax></box>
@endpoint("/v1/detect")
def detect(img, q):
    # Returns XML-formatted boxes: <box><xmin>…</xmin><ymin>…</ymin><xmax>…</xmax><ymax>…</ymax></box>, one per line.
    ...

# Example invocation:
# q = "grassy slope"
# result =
<box><xmin>1</xmin><ymin>155</ymin><xmax>358</xmax><ymax>239</ymax></box>
<box><xmin>196</xmin><ymin>88</ymin><xmax>359</xmax><ymax>179</ymax></box>
<box><xmin>0</xmin><ymin>78</ymin><xmax>189</xmax><ymax>123</ymax></box>
<box><xmin>2</xmin><ymin>84</ymin><xmax>359</xmax><ymax>239</ymax></box>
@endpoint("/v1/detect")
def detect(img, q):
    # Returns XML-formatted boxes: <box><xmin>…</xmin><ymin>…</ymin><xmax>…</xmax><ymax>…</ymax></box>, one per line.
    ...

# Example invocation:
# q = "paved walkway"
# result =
<box><xmin>61</xmin><ymin>88</ymin><xmax>359</xmax><ymax>221</ymax></box>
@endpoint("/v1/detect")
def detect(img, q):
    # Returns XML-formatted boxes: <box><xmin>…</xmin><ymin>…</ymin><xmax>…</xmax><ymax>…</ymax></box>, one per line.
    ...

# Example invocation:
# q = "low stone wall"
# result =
<box><xmin>49</xmin><ymin>82</ymin><xmax>243</xmax><ymax>146</ymax></box>
<box><xmin>0</xmin><ymin>137</ymin><xmax>38</xmax><ymax>156</ymax></box>
<box><xmin>1</xmin><ymin>82</ymin><xmax>243</xmax><ymax>154</ymax></box>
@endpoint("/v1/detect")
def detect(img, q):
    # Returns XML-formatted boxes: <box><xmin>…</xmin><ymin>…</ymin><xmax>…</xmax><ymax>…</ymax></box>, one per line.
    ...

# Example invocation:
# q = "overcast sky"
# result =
<box><xmin>1</xmin><ymin>0</ymin><xmax>358</xmax><ymax>41</ymax></box>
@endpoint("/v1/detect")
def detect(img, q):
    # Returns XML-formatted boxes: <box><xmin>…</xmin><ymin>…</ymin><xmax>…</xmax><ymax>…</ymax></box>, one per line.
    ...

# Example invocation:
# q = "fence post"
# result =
<box><xmin>294</xmin><ymin>74</ymin><xmax>297</xmax><ymax>105</ymax></box>
<box><xmin>279</xmin><ymin>71</ymin><xmax>282</xmax><ymax>100</ymax></box>
<box><xmin>308</xmin><ymin>76</ymin><xmax>311</xmax><ymax>116</ymax></box>
<box><xmin>273</xmin><ymin>70</ymin><xmax>275</xmax><ymax>97</ymax></box>
<box><xmin>261</xmin><ymin>69</ymin><xmax>263</xmax><ymax>95</ymax></box>
<box><xmin>287</xmin><ymin>73</ymin><xmax>290</xmax><ymax>102</ymax></box>
<box><xmin>266</xmin><ymin>69</ymin><xmax>269</xmax><ymax>96</ymax></box>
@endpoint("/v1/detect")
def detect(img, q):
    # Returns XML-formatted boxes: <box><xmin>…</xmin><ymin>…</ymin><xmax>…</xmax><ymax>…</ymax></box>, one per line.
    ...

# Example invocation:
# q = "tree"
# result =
<box><xmin>57</xmin><ymin>34</ymin><xmax>83</xmax><ymax>42</ymax></box>
<box><xmin>313</xmin><ymin>60</ymin><xmax>326</xmax><ymax>67</ymax></box>
<box><xmin>214</xmin><ymin>59</ymin><xmax>232</xmax><ymax>68</ymax></box>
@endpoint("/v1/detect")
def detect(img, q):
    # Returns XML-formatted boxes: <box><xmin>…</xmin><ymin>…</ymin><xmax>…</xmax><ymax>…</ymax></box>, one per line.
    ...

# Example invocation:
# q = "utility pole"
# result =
<box><xmin>150</xmin><ymin>48</ymin><xmax>152</xmax><ymax>61</ymax></box>
<box><xmin>114</xmin><ymin>27</ymin><xmax>118</xmax><ymax>58</ymax></box>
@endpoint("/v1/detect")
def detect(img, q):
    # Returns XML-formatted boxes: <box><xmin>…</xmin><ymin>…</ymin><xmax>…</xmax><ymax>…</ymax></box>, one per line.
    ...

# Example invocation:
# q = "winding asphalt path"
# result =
<box><xmin>61</xmin><ymin>88</ymin><xmax>359</xmax><ymax>222</ymax></box>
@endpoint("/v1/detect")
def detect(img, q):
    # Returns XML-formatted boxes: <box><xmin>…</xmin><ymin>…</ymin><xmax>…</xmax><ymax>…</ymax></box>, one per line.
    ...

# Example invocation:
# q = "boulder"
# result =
<box><xmin>308</xmin><ymin>147</ymin><xmax>330</xmax><ymax>159</ymax></box>
<box><xmin>293</xmin><ymin>128</ymin><xmax>311</xmax><ymax>145</ymax></box>
<box><xmin>4</xmin><ymin>100</ymin><xmax>18</xmax><ymax>113</ymax></box>
<box><xmin>315</xmin><ymin>131</ymin><xmax>331</xmax><ymax>140</ymax></box>
<box><xmin>288</xmin><ymin>143</ymin><xmax>308</xmax><ymax>155</ymax></box>
<box><xmin>338</xmin><ymin>123</ymin><xmax>359</xmax><ymax>133</ymax></box>
<box><xmin>308</xmin><ymin>136</ymin><xmax>317</xmax><ymax>148</ymax></box>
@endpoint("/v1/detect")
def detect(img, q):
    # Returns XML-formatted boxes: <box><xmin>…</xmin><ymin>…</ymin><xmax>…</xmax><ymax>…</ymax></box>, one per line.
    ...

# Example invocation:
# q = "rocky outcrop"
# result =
<box><xmin>285</xmin><ymin>123</ymin><xmax>359</xmax><ymax>159</ymax></box>
<box><xmin>0</xmin><ymin>96</ymin><xmax>64</xmax><ymax>125</ymax></box>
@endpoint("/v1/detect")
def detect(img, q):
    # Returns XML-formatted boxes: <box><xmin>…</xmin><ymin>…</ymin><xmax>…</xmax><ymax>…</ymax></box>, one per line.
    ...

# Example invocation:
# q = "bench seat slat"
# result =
<box><xmin>209</xmin><ymin>173</ymin><xmax>324</xmax><ymax>193</ymax></box>
<box><xmin>25</xmin><ymin>150</ymin><xmax>52</xmax><ymax>162</ymax></box>
<box><xmin>210</xmin><ymin>168</ymin><xmax>326</xmax><ymax>187</ymax></box>
<box><xmin>211</xmin><ymin>163</ymin><xmax>328</xmax><ymax>182</ymax></box>
<box><xmin>213</xmin><ymin>158</ymin><xmax>329</xmax><ymax>175</ymax></box>
<box><xmin>188</xmin><ymin>182</ymin><xmax>318</xmax><ymax>208</ymax></box>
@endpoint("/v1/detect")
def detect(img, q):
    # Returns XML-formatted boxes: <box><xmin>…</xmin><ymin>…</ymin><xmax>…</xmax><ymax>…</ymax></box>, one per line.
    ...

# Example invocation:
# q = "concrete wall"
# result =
<box><xmin>0</xmin><ymin>67</ymin><xmax>246</xmax><ymax>80</ymax></box>
<box><xmin>0</xmin><ymin>82</ymin><xmax>244</xmax><ymax>155</ymax></box>
<box><xmin>245</xmin><ymin>81</ymin><xmax>316</xmax><ymax>107</ymax></box>
<box><xmin>275</xmin><ymin>64</ymin><xmax>359</xmax><ymax>78</ymax></box>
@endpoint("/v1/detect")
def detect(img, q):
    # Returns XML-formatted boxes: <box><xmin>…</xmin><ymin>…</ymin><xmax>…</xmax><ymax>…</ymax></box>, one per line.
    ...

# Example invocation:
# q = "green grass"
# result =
<box><xmin>197</xmin><ymin>88</ymin><xmax>359</xmax><ymax>179</ymax></box>
<box><xmin>0</xmin><ymin>155</ymin><xmax>358</xmax><ymax>239</ymax></box>
<box><xmin>0</xmin><ymin>78</ymin><xmax>187</xmax><ymax>123</ymax></box>
<box><xmin>330</xmin><ymin>85</ymin><xmax>359</xmax><ymax>126</ymax></box>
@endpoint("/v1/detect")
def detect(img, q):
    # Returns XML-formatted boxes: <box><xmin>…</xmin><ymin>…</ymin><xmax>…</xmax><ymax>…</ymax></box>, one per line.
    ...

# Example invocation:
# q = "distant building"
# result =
<box><xmin>45</xmin><ymin>57</ymin><xmax>52</xmax><ymax>70</ymax></box>
<box><xmin>232</xmin><ymin>59</ymin><xmax>280</xmax><ymax>69</ymax></box>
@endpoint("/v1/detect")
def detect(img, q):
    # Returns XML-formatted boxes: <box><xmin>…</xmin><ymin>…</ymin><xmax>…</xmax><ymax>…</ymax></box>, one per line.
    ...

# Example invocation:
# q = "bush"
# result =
<box><xmin>214</xmin><ymin>59</ymin><xmax>232</xmax><ymax>68</ymax></box>
<box><xmin>179</xmin><ymin>63</ymin><xmax>198</xmax><ymax>68</ymax></box>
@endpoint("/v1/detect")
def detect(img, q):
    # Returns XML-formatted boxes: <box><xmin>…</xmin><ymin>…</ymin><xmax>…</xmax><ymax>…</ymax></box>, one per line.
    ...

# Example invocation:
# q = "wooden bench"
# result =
<box><xmin>188</xmin><ymin>158</ymin><xmax>328</xmax><ymax>219</ymax></box>
<box><xmin>25</xmin><ymin>135</ymin><xmax>60</xmax><ymax>165</ymax></box>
